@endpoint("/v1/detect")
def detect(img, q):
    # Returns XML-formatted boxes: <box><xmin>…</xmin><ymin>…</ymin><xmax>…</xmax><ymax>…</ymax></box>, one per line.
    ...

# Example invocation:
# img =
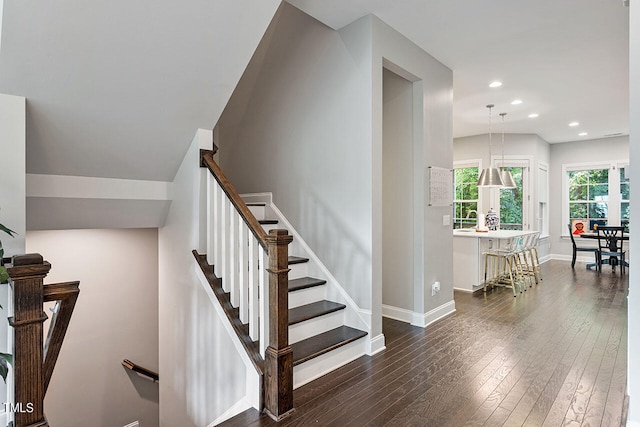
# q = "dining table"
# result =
<box><xmin>579</xmin><ymin>232</ymin><xmax>629</xmax><ymax>271</ymax></box>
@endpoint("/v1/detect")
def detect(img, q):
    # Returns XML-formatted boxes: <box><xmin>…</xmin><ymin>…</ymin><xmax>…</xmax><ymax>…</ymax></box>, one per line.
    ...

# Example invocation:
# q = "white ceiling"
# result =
<box><xmin>290</xmin><ymin>0</ymin><xmax>630</xmax><ymax>143</ymax></box>
<box><xmin>0</xmin><ymin>0</ymin><xmax>629</xmax><ymax>183</ymax></box>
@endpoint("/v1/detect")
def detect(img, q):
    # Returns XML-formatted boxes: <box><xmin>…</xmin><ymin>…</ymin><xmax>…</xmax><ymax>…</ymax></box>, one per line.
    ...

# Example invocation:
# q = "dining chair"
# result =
<box><xmin>568</xmin><ymin>224</ymin><xmax>598</xmax><ymax>269</ymax></box>
<box><xmin>596</xmin><ymin>225</ymin><xmax>626</xmax><ymax>274</ymax></box>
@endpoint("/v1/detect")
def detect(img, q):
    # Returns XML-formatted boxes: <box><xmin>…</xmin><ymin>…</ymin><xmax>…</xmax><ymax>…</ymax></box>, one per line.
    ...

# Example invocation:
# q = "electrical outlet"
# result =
<box><xmin>432</xmin><ymin>281</ymin><xmax>441</xmax><ymax>296</ymax></box>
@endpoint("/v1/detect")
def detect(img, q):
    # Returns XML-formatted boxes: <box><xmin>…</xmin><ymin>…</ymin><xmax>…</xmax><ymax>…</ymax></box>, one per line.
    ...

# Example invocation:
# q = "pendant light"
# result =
<box><xmin>477</xmin><ymin>104</ymin><xmax>505</xmax><ymax>187</ymax></box>
<box><xmin>499</xmin><ymin>112</ymin><xmax>517</xmax><ymax>188</ymax></box>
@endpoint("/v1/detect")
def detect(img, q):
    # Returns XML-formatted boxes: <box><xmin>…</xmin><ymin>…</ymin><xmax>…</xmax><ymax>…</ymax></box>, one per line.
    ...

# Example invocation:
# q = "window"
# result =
<box><xmin>453</xmin><ymin>163</ymin><xmax>480</xmax><ymax>228</ymax></box>
<box><xmin>500</xmin><ymin>167</ymin><xmax>524</xmax><ymax>230</ymax></box>
<box><xmin>620</xmin><ymin>166</ymin><xmax>630</xmax><ymax>230</ymax></box>
<box><xmin>493</xmin><ymin>157</ymin><xmax>531</xmax><ymax>230</ymax></box>
<box><xmin>568</xmin><ymin>168</ymin><xmax>609</xmax><ymax>229</ymax></box>
<box><xmin>562</xmin><ymin>161</ymin><xmax>628</xmax><ymax>234</ymax></box>
<box><xmin>538</xmin><ymin>163</ymin><xmax>549</xmax><ymax>236</ymax></box>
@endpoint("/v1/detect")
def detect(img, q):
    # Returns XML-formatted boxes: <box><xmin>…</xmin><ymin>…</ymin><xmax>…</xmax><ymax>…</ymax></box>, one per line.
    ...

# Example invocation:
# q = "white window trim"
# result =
<box><xmin>490</xmin><ymin>155</ymin><xmax>533</xmax><ymax>230</ymax></box>
<box><xmin>561</xmin><ymin>160</ymin><xmax>629</xmax><ymax>236</ymax></box>
<box><xmin>453</xmin><ymin>159</ymin><xmax>483</xmax><ymax>215</ymax></box>
<box><xmin>538</xmin><ymin>162</ymin><xmax>549</xmax><ymax>238</ymax></box>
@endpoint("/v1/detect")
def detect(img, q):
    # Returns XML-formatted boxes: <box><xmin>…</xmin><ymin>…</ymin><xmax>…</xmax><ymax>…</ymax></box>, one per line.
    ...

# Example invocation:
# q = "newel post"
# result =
<box><xmin>7</xmin><ymin>254</ymin><xmax>51</xmax><ymax>427</ymax></box>
<box><xmin>263</xmin><ymin>229</ymin><xmax>294</xmax><ymax>421</ymax></box>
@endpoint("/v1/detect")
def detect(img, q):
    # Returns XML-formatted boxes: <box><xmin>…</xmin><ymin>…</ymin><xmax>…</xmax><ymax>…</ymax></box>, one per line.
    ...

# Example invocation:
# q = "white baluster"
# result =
<box><xmin>248</xmin><ymin>237</ymin><xmax>259</xmax><ymax>341</ymax></box>
<box><xmin>211</xmin><ymin>177</ymin><xmax>220</xmax><ymax>270</ymax></box>
<box><xmin>206</xmin><ymin>174</ymin><xmax>215</xmax><ymax>266</ymax></box>
<box><xmin>229</xmin><ymin>208</ymin><xmax>239</xmax><ymax>307</ymax></box>
<box><xmin>259</xmin><ymin>245</ymin><xmax>268</xmax><ymax>357</ymax></box>
<box><xmin>238</xmin><ymin>219</ymin><xmax>248</xmax><ymax>324</ymax></box>
<box><xmin>220</xmin><ymin>195</ymin><xmax>229</xmax><ymax>291</ymax></box>
<box><xmin>215</xmin><ymin>184</ymin><xmax>224</xmax><ymax>274</ymax></box>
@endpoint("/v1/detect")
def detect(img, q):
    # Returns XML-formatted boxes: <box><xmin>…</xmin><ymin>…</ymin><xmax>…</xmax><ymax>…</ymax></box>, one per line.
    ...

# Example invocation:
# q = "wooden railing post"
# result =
<box><xmin>7</xmin><ymin>254</ymin><xmax>51</xmax><ymax>427</ymax></box>
<box><xmin>263</xmin><ymin>229</ymin><xmax>294</xmax><ymax>421</ymax></box>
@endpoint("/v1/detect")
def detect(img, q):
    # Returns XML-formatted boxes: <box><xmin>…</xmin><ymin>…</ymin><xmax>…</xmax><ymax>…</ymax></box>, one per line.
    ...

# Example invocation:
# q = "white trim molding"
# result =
<box><xmin>411</xmin><ymin>300</ymin><xmax>456</xmax><ymax>328</ymax></box>
<box><xmin>382</xmin><ymin>304</ymin><xmax>414</xmax><ymax>323</ymax></box>
<box><xmin>367</xmin><ymin>333</ymin><xmax>386</xmax><ymax>356</ymax></box>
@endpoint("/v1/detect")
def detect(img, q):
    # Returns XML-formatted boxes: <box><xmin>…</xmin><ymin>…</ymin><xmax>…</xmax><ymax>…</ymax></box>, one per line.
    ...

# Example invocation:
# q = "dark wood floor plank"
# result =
<box><xmin>219</xmin><ymin>261</ymin><xmax>628</xmax><ymax>427</ymax></box>
<box><xmin>603</xmin><ymin>321</ymin><xmax>628</xmax><ymax>427</ymax></box>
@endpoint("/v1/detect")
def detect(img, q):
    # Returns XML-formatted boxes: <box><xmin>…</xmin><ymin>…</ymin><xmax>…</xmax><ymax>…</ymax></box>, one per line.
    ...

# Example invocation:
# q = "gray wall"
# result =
<box><xmin>371</xmin><ymin>17</ymin><xmax>454</xmax><ymax>329</ymax></box>
<box><xmin>26</xmin><ymin>228</ymin><xmax>159</xmax><ymax>427</ymax></box>
<box><xmin>218</xmin><ymin>4</ymin><xmax>375</xmax><ymax>312</ymax></box>
<box><xmin>382</xmin><ymin>68</ymin><xmax>414</xmax><ymax>313</ymax></box>
<box><xmin>159</xmin><ymin>131</ymin><xmax>249</xmax><ymax>426</ymax></box>
<box><xmin>628</xmin><ymin>1</ymin><xmax>639</xmax><ymax>423</ymax></box>
<box><xmin>218</xmin><ymin>6</ymin><xmax>454</xmax><ymax>340</ymax></box>
<box><xmin>548</xmin><ymin>136</ymin><xmax>629</xmax><ymax>259</ymax></box>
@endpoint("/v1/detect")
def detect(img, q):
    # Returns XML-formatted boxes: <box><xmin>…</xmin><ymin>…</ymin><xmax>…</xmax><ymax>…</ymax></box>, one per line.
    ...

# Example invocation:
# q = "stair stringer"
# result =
<box><xmin>241</xmin><ymin>193</ymin><xmax>372</xmax><ymax>345</ymax></box>
<box><xmin>193</xmin><ymin>259</ymin><xmax>262</xmax><ymax>423</ymax></box>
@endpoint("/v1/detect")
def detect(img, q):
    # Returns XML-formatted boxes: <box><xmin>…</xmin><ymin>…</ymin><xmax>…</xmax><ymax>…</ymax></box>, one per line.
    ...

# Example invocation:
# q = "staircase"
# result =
<box><xmin>196</xmin><ymin>149</ymin><xmax>368</xmax><ymax>421</ymax></box>
<box><xmin>246</xmin><ymin>200</ymin><xmax>368</xmax><ymax>387</ymax></box>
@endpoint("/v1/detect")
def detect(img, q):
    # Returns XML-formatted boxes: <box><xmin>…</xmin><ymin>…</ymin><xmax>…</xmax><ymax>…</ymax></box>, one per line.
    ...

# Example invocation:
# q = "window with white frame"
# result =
<box><xmin>538</xmin><ymin>163</ymin><xmax>549</xmax><ymax>236</ymax></box>
<box><xmin>493</xmin><ymin>157</ymin><xmax>531</xmax><ymax>230</ymax></box>
<box><xmin>562</xmin><ymin>161</ymin><xmax>628</xmax><ymax>234</ymax></box>
<box><xmin>453</xmin><ymin>161</ymin><xmax>480</xmax><ymax>228</ymax></box>
<box><xmin>620</xmin><ymin>165</ymin><xmax>630</xmax><ymax>230</ymax></box>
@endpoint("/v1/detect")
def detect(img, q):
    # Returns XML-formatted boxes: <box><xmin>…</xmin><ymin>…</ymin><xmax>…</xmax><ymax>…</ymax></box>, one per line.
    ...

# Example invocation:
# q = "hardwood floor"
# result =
<box><xmin>220</xmin><ymin>260</ymin><xmax>628</xmax><ymax>426</ymax></box>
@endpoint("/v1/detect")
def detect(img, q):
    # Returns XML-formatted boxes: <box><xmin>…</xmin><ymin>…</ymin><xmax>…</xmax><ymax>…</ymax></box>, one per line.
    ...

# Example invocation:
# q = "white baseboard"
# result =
<box><xmin>411</xmin><ymin>300</ymin><xmax>456</xmax><ymax>328</ymax></box>
<box><xmin>367</xmin><ymin>333</ymin><xmax>386</xmax><ymax>356</ymax></box>
<box><xmin>381</xmin><ymin>304</ymin><xmax>413</xmax><ymax>323</ymax></box>
<box><xmin>550</xmin><ymin>253</ymin><xmax>598</xmax><ymax>263</ymax></box>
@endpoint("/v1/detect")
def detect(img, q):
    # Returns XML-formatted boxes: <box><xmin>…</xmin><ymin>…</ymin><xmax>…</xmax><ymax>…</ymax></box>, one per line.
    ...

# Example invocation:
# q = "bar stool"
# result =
<box><xmin>483</xmin><ymin>235</ymin><xmax>524</xmax><ymax>297</ymax></box>
<box><xmin>529</xmin><ymin>232</ymin><xmax>543</xmax><ymax>282</ymax></box>
<box><xmin>518</xmin><ymin>232</ymin><xmax>542</xmax><ymax>287</ymax></box>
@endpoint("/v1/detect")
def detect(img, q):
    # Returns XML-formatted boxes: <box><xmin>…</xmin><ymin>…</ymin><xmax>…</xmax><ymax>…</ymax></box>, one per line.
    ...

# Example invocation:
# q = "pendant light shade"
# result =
<box><xmin>498</xmin><ymin>112</ymin><xmax>517</xmax><ymax>189</ymax></box>
<box><xmin>477</xmin><ymin>104</ymin><xmax>505</xmax><ymax>187</ymax></box>
<box><xmin>500</xmin><ymin>169</ymin><xmax>517</xmax><ymax>188</ymax></box>
<box><xmin>478</xmin><ymin>167</ymin><xmax>505</xmax><ymax>187</ymax></box>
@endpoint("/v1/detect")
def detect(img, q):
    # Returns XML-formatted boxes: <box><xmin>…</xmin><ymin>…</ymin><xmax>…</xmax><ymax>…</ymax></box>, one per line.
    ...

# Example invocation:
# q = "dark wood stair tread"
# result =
<box><xmin>288</xmin><ymin>256</ymin><xmax>309</xmax><ymax>265</ymax></box>
<box><xmin>289</xmin><ymin>277</ymin><xmax>326</xmax><ymax>292</ymax></box>
<box><xmin>258</xmin><ymin>219</ymin><xmax>278</xmax><ymax>225</ymax></box>
<box><xmin>289</xmin><ymin>300</ymin><xmax>346</xmax><ymax>325</ymax></box>
<box><xmin>291</xmin><ymin>326</ymin><xmax>368</xmax><ymax>366</ymax></box>
<box><xmin>246</xmin><ymin>202</ymin><xmax>266</xmax><ymax>206</ymax></box>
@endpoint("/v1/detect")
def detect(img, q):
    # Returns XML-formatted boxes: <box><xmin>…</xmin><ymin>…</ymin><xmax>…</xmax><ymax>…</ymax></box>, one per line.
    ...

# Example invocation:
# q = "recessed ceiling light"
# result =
<box><xmin>569</xmin><ymin>122</ymin><xmax>580</xmax><ymax>127</ymax></box>
<box><xmin>528</xmin><ymin>113</ymin><xmax>539</xmax><ymax>118</ymax></box>
<box><xmin>578</xmin><ymin>132</ymin><xmax>588</xmax><ymax>136</ymax></box>
<box><xmin>511</xmin><ymin>99</ymin><xmax>523</xmax><ymax>105</ymax></box>
<box><xmin>489</xmin><ymin>81</ymin><xmax>502</xmax><ymax>88</ymax></box>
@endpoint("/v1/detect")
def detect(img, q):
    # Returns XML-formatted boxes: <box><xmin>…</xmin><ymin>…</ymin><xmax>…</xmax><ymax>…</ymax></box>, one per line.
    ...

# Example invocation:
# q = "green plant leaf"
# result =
<box><xmin>0</xmin><ymin>266</ymin><xmax>8</xmax><ymax>283</ymax></box>
<box><xmin>0</xmin><ymin>224</ymin><xmax>16</xmax><ymax>237</ymax></box>
<box><xmin>0</xmin><ymin>353</ymin><xmax>12</xmax><ymax>383</ymax></box>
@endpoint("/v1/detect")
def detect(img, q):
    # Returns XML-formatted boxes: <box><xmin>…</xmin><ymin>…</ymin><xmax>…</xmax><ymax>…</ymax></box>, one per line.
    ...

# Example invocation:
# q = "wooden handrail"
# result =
<box><xmin>122</xmin><ymin>359</ymin><xmax>159</xmax><ymax>382</ymax></box>
<box><xmin>200</xmin><ymin>147</ymin><xmax>294</xmax><ymax>419</ymax></box>
<box><xmin>200</xmin><ymin>149</ymin><xmax>268</xmax><ymax>250</ymax></box>
<box><xmin>43</xmin><ymin>281</ymin><xmax>80</xmax><ymax>394</ymax></box>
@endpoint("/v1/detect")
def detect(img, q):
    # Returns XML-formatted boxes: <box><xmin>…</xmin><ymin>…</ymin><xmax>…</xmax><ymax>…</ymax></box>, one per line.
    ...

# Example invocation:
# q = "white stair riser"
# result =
<box><xmin>247</xmin><ymin>205</ymin><xmax>266</xmax><ymax>220</ymax></box>
<box><xmin>288</xmin><ymin>286</ymin><xmax>325</xmax><ymax>309</ymax></box>
<box><xmin>289</xmin><ymin>310</ymin><xmax>344</xmax><ymax>345</ymax></box>
<box><xmin>293</xmin><ymin>338</ymin><xmax>367</xmax><ymax>389</ymax></box>
<box><xmin>288</xmin><ymin>262</ymin><xmax>308</xmax><ymax>280</ymax></box>
<box><xmin>261</xmin><ymin>223</ymin><xmax>279</xmax><ymax>233</ymax></box>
